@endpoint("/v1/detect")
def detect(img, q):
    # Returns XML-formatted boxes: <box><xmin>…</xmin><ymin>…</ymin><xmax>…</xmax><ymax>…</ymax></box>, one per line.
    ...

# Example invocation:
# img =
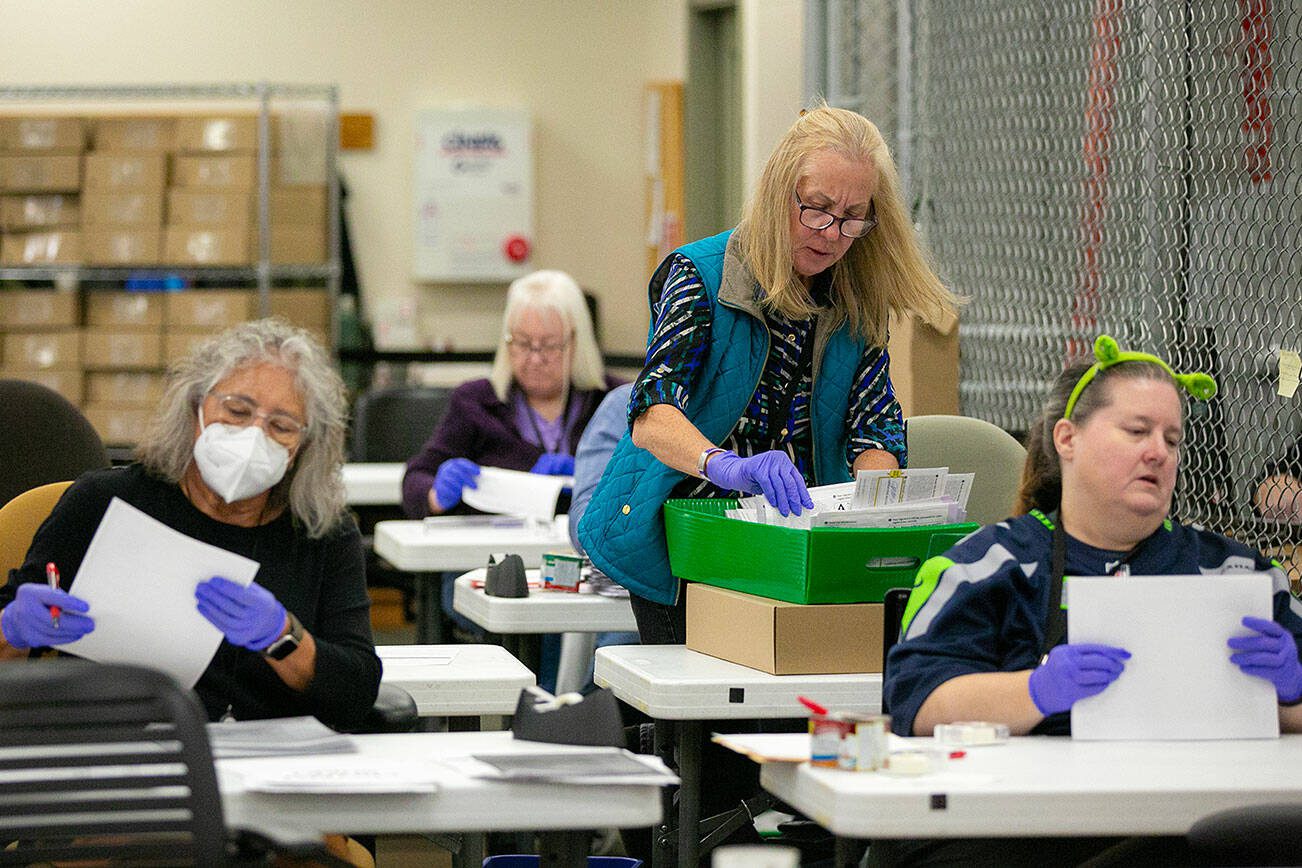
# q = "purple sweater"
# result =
<box><xmin>401</xmin><ymin>376</ymin><xmax>622</xmax><ymax>518</ymax></box>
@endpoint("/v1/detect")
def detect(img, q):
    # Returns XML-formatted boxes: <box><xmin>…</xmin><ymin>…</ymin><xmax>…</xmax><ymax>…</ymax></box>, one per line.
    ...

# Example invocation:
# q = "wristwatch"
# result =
<box><xmin>697</xmin><ymin>446</ymin><xmax>725</xmax><ymax>479</ymax></box>
<box><xmin>262</xmin><ymin>612</ymin><xmax>304</xmax><ymax>661</ymax></box>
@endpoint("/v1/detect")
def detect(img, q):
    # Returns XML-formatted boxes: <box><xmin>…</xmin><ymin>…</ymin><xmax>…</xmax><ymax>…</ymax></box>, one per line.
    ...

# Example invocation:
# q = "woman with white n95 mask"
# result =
<box><xmin>0</xmin><ymin>318</ymin><xmax>381</xmax><ymax>737</ymax></box>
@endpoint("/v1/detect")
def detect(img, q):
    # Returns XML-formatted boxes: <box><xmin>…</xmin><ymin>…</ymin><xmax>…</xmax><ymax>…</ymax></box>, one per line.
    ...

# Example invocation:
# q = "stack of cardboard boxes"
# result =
<box><xmin>0</xmin><ymin>117</ymin><xmax>86</xmax><ymax>266</ymax></box>
<box><xmin>0</xmin><ymin>113</ymin><xmax>329</xmax><ymax>266</ymax></box>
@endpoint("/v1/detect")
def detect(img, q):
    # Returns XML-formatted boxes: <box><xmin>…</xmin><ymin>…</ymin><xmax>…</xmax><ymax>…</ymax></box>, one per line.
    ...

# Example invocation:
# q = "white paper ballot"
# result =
<box><xmin>853</xmin><ymin>467</ymin><xmax>946</xmax><ymax>508</ymax></box>
<box><xmin>1068</xmin><ymin>574</ymin><xmax>1278</xmax><ymax>741</ymax></box>
<box><xmin>63</xmin><ymin>497</ymin><xmax>260</xmax><ymax>689</ymax></box>
<box><xmin>462</xmin><ymin>466</ymin><xmax>570</xmax><ymax>522</ymax></box>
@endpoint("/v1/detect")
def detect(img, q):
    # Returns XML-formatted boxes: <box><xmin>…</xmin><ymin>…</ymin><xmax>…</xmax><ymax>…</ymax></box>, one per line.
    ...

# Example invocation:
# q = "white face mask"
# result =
<box><xmin>192</xmin><ymin>408</ymin><xmax>291</xmax><ymax>504</ymax></box>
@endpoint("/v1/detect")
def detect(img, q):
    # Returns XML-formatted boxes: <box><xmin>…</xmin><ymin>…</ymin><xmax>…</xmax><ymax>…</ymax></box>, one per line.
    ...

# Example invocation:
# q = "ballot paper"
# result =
<box><xmin>207</xmin><ymin>716</ymin><xmax>356</xmax><ymax>759</ymax></box>
<box><xmin>235</xmin><ymin>756</ymin><xmax>440</xmax><ymax>794</ymax></box>
<box><xmin>1068</xmin><ymin>574</ymin><xmax>1278</xmax><ymax>740</ymax></box>
<box><xmin>811</xmin><ymin>499</ymin><xmax>963</xmax><ymax>529</ymax></box>
<box><xmin>852</xmin><ymin>467</ymin><xmax>947</xmax><ymax>507</ymax></box>
<box><xmin>452</xmin><ymin>748</ymin><xmax>678</xmax><ymax>785</ymax></box>
<box><xmin>462</xmin><ymin>466</ymin><xmax>571</xmax><ymax>522</ymax></box>
<box><xmin>62</xmin><ymin>497</ymin><xmax>260</xmax><ymax>688</ymax></box>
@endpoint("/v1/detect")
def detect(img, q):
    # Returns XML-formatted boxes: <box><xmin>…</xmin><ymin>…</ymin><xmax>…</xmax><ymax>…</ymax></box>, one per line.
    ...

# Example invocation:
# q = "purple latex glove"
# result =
<box><xmin>0</xmin><ymin>583</ymin><xmax>94</xmax><ymax>649</ymax></box>
<box><xmin>433</xmin><ymin>457</ymin><xmax>480</xmax><ymax>511</ymax></box>
<box><xmin>1228</xmin><ymin>616</ymin><xmax>1302</xmax><ymax>704</ymax></box>
<box><xmin>195</xmin><ymin>576</ymin><xmax>286</xmax><ymax>652</ymax></box>
<box><xmin>704</xmin><ymin>449</ymin><xmax>814</xmax><ymax>517</ymax></box>
<box><xmin>530</xmin><ymin>453</ymin><xmax>575</xmax><ymax>476</ymax></box>
<box><xmin>1027</xmin><ymin>643</ymin><xmax>1131</xmax><ymax>716</ymax></box>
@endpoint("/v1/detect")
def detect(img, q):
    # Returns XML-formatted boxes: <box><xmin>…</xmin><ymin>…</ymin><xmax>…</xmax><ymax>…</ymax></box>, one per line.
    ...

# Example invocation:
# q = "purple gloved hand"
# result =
<box><xmin>195</xmin><ymin>577</ymin><xmax>287</xmax><ymax>652</ymax></box>
<box><xmin>433</xmin><ymin>458</ymin><xmax>480</xmax><ymax>511</ymax></box>
<box><xmin>530</xmin><ymin>453</ymin><xmax>575</xmax><ymax>476</ymax></box>
<box><xmin>1027</xmin><ymin>643</ymin><xmax>1131</xmax><ymax>716</ymax></box>
<box><xmin>1228</xmin><ymin>616</ymin><xmax>1302</xmax><ymax>704</ymax></box>
<box><xmin>0</xmin><ymin>582</ymin><xmax>94</xmax><ymax>649</ymax></box>
<box><xmin>704</xmin><ymin>449</ymin><xmax>814</xmax><ymax>517</ymax></box>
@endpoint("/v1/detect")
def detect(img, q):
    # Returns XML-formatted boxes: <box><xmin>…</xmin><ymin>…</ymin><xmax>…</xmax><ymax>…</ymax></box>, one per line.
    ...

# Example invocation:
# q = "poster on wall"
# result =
<box><xmin>412</xmin><ymin>107</ymin><xmax>533</xmax><ymax>282</ymax></box>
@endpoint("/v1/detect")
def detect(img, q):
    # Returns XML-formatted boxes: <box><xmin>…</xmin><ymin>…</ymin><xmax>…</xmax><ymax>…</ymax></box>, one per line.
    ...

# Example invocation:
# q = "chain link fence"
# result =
<box><xmin>815</xmin><ymin>1</ymin><xmax>1302</xmax><ymax>581</ymax></box>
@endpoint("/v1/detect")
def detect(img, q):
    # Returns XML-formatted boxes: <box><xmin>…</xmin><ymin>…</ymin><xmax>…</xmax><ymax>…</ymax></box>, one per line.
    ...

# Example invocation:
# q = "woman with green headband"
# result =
<box><xmin>872</xmin><ymin>337</ymin><xmax>1302</xmax><ymax>866</ymax></box>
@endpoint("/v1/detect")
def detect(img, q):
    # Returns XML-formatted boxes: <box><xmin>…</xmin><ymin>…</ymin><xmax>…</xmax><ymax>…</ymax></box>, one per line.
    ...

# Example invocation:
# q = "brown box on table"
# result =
<box><xmin>686</xmin><ymin>583</ymin><xmax>883</xmax><ymax>675</ymax></box>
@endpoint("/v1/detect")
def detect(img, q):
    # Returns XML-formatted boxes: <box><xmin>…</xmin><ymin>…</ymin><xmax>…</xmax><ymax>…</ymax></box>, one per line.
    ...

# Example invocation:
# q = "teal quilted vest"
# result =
<box><xmin>577</xmin><ymin>229</ymin><xmax>866</xmax><ymax>605</ymax></box>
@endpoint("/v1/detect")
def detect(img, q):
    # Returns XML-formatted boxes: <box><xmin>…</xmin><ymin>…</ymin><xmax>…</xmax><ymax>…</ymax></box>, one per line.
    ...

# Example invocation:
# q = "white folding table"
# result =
<box><xmin>453</xmin><ymin>569</ymin><xmax>636</xmax><ymax>695</ymax></box>
<box><xmin>377</xmin><ymin>643</ymin><xmax>535</xmax><ymax>724</ymax></box>
<box><xmin>341</xmin><ymin>462</ymin><xmax>405</xmax><ymax>506</ymax></box>
<box><xmin>373</xmin><ymin>516</ymin><xmax>573</xmax><ymax>643</ymax></box>
<box><xmin>595</xmin><ymin>644</ymin><xmax>882</xmax><ymax>867</ymax></box>
<box><xmin>758</xmin><ymin>734</ymin><xmax>1302</xmax><ymax>859</ymax></box>
<box><xmin>218</xmin><ymin>730</ymin><xmax>665</xmax><ymax>868</ymax></box>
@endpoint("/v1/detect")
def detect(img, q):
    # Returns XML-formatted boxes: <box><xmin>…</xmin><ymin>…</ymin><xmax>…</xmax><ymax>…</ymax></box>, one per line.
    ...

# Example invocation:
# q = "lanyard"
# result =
<box><xmin>1041</xmin><ymin>512</ymin><xmax>1144</xmax><ymax>656</ymax></box>
<box><xmin>523</xmin><ymin>395</ymin><xmax>570</xmax><ymax>454</ymax></box>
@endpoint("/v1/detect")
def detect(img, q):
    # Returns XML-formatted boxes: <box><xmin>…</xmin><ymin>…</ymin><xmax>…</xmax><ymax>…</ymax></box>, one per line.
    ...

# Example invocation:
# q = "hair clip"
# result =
<box><xmin>1062</xmin><ymin>335</ymin><xmax>1218</xmax><ymax>420</ymax></box>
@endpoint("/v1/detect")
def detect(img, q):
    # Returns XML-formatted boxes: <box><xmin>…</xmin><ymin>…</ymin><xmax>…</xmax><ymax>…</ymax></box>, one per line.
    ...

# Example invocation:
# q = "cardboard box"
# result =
<box><xmin>84</xmin><ymin>229</ymin><xmax>162</xmax><ymax>265</ymax></box>
<box><xmin>1</xmin><ymin>329</ymin><xmax>82</xmax><ymax>370</ymax></box>
<box><xmin>163</xmin><ymin>329</ymin><xmax>212</xmax><ymax>364</ymax></box>
<box><xmin>162</xmin><ymin>226</ymin><xmax>251</xmax><ymax>265</ymax></box>
<box><xmin>81</xmin><ymin>191</ymin><xmax>164</xmax><ymax>226</ymax></box>
<box><xmin>270</xmin><ymin>185</ymin><xmax>327</xmax><ymax>224</ymax></box>
<box><xmin>81</xmin><ymin>329</ymin><xmax>163</xmax><ymax>370</ymax></box>
<box><xmin>166</xmin><ymin>189</ymin><xmax>253</xmax><ymax>227</ymax></box>
<box><xmin>269</xmin><ymin>223</ymin><xmax>326</xmax><ymax>263</ymax></box>
<box><xmin>164</xmin><ymin>289</ymin><xmax>257</xmax><ymax>329</ymax></box>
<box><xmin>0</xmin><ymin>231</ymin><xmax>81</xmax><ymax>265</ymax></box>
<box><xmin>269</xmin><ymin>288</ymin><xmax>329</xmax><ymax>327</ymax></box>
<box><xmin>85</xmin><ymin>291</ymin><xmax>166</xmax><ymax>328</ymax></box>
<box><xmin>174</xmin><ymin>116</ymin><xmax>258</xmax><ymax>152</ymax></box>
<box><xmin>685</xmin><ymin>584</ymin><xmax>883</xmax><ymax>675</ymax></box>
<box><xmin>0</xmin><ymin>155</ymin><xmax>81</xmax><ymax>192</ymax></box>
<box><xmin>0</xmin><ymin>194</ymin><xmax>80</xmax><ymax>230</ymax></box>
<box><xmin>888</xmin><ymin>310</ymin><xmax>959</xmax><ymax>417</ymax></box>
<box><xmin>83</xmin><ymin>153</ymin><xmax>167</xmax><ymax>190</ymax></box>
<box><xmin>0</xmin><ymin>117</ymin><xmax>85</xmax><ymax>151</ymax></box>
<box><xmin>0</xmin><ymin>290</ymin><xmax>79</xmax><ymax>329</ymax></box>
<box><xmin>171</xmin><ymin>154</ymin><xmax>256</xmax><ymax>189</ymax></box>
<box><xmin>0</xmin><ymin>368</ymin><xmax>83</xmax><ymax>404</ymax></box>
<box><xmin>93</xmin><ymin>117</ymin><xmax>175</xmax><ymax>152</ymax></box>
<box><xmin>83</xmin><ymin>402</ymin><xmax>153</xmax><ymax>446</ymax></box>
<box><xmin>86</xmin><ymin>371</ymin><xmax>165</xmax><ymax>406</ymax></box>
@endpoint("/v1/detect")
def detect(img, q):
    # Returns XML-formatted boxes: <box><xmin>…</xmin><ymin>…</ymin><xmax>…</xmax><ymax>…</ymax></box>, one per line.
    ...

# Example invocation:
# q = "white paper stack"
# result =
<box><xmin>725</xmin><ymin>468</ymin><xmax>972</xmax><ymax>530</ymax></box>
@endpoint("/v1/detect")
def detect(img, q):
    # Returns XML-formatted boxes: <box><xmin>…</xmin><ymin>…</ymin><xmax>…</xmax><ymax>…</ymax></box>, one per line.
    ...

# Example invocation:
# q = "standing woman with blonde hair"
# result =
<box><xmin>580</xmin><ymin>102</ymin><xmax>958</xmax><ymax>643</ymax></box>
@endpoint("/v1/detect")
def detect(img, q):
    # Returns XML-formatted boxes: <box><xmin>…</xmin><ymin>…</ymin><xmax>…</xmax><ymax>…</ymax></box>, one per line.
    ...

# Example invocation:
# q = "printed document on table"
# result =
<box><xmin>235</xmin><ymin>756</ymin><xmax>440</xmax><ymax>794</ymax></box>
<box><xmin>1068</xmin><ymin>574</ymin><xmax>1278</xmax><ymax>740</ymax></box>
<box><xmin>462</xmin><ymin>466</ymin><xmax>571</xmax><ymax>522</ymax></box>
<box><xmin>63</xmin><ymin>497</ymin><xmax>259</xmax><ymax>689</ymax></box>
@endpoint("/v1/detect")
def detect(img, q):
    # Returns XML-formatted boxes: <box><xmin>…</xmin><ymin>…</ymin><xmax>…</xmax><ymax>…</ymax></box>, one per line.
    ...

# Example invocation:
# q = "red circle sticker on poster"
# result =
<box><xmin>503</xmin><ymin>235</ymin><xmax>531</xmax><ymax>263</ymax></box>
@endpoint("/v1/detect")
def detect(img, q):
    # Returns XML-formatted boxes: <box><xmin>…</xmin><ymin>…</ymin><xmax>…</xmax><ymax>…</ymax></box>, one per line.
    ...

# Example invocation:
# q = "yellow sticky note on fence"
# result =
<box><xmin>1278</xmin><ymin>349</ymin><xmax>1301</xmax><ymax>398</ymax></box>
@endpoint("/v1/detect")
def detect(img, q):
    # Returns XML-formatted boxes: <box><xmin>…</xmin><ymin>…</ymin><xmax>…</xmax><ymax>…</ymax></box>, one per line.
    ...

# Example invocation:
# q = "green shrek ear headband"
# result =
<box><xmin>1062</xmin><ymin>335</ymin><xmax>1218</xmax><ymax>420</ymax></box>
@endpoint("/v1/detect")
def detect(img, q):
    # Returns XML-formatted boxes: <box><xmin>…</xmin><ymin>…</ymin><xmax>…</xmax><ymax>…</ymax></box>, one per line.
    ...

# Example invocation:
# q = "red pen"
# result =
<box><xmin>797</xmin><ymin>695</ymin><xmax>829</xmax><ymax>715</ymax></box>
<box><xmin>45</xmin><ymin>562</ymin><xmax>61</xmax><ymax>627</ymax></box>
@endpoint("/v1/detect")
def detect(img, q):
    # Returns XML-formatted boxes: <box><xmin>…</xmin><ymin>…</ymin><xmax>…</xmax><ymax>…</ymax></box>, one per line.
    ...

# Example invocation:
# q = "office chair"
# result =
<box><xmin>0</xmin><ymin>659</ymin><xmax>352</xmax><ymax>866</ymax></box>
<box><xmin>0</xmin><ymin>378</ymin><xmax>110</xmax><ymax>510</ymax></box>
<box><xmin>349</xmin><ymin>384</ymin><xmax>453</xmax><ymax>463</ymax></box>
<box><xmin>905</xmin><ymin>414</ymin><xmax>1027</xmax><ymax>526</ymax></box>
<box><xmin>1187</xmin><ymin>803</ymin><xmax>1302</xmax><ymax>865</ymax></box>
<box><xmin>0</xmin><ymin>480</ymin><xmax>72</xmax><ymax>576</ymax></box>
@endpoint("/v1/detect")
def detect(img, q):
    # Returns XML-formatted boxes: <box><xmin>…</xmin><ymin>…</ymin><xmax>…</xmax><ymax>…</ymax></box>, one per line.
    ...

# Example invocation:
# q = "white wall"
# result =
<box><xmin>740</xmin><ymin>0</ymin><xmax>805</xmax><ymax>195</ymax></box>
<box><xmin>0</xmin><ymin>0</ymin><xmax>687</xmax><ymax>355</ymax></box>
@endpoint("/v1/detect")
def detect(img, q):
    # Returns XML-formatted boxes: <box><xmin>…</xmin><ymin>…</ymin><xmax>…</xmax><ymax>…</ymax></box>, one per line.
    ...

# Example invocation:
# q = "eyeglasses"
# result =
<box><xmin>794</xmin><ymin>192</ymin><xmax>878</xmax><ymax>238</ymax></box>
<box><xmin>505</xmin><ymin>334</ymin><xmax>570</xmax><ymax>361</ymax></box>
<box><xmin>208</xmin><ymin>392</ymin><xmax>307</xmax><ymax>446</ymax></box>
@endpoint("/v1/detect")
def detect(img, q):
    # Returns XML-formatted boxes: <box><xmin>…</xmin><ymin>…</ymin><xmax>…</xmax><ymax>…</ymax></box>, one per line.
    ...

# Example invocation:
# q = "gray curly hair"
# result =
<box><xmin>135</xmin><ymin>317</ymin><xmax>349</xmax><ymax>538</ymax></box>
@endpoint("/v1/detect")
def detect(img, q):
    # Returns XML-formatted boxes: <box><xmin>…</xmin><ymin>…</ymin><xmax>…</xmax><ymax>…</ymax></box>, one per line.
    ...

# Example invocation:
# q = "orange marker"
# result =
<box><xmin>45</xmin><ymin>562</ymin><xmax>61</xmax><ymax>627</ymax></box>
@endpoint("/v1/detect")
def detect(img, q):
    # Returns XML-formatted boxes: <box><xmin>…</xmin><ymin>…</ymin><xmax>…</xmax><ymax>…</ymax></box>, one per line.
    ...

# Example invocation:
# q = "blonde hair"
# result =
<box><xmin>489</xmin><ymin>269</ymin><xmax>606</xmax><ymax>401</ymax></box>
<box><xmin>136</xmin><ymin>318</ymin><xmax>349</xmax><ymax>538</ymax></box>
<box><xmin>737</xmin><ymin>101</ymin><xmax>958</xmax><ymax>345</ymax></box>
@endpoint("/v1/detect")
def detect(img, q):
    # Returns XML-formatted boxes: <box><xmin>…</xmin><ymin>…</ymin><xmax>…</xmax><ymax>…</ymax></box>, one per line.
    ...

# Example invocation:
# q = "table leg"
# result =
<box><xmin>537</xmin><ymin>830</ymin><xmax>590</xmax><ymax>868</ymax></box>
<box><xmin>677</xmin><ymin>719</ymin><xmax>702</xmax><ymax>868</ymax></box>
<box><xmin>652</xmin><ymin>720</ymin><xmax>676</xmax><ymax>868</ymax></box>
<box><xmin>415</xmin><ymin>572</ymin><xmax>440</xmax><ymax>644</ymax></box>
<box><xmin>554</xmin><ymin>632</ymin><xmax>597</xmax><ymax>695</ymax></box>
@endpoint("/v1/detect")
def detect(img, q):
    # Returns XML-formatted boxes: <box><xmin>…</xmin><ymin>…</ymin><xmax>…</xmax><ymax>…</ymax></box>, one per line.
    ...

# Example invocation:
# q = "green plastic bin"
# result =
<box><xmin>664</xmin><ymin>498</ymin><xmax>978</xmax><ymax>604</ymax></box>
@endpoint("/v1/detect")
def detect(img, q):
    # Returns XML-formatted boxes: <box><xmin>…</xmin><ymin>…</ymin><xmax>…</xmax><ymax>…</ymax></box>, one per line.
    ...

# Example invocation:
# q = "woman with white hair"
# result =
<box><xmin>402</xmin><ymin>268</ymin><xmax>621</xmax><ymax>518</ymax></box>
<box><xmin>0</xmin><ymin>318</ymin><xmax>381</xmax><ymax>733</ymax></box>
